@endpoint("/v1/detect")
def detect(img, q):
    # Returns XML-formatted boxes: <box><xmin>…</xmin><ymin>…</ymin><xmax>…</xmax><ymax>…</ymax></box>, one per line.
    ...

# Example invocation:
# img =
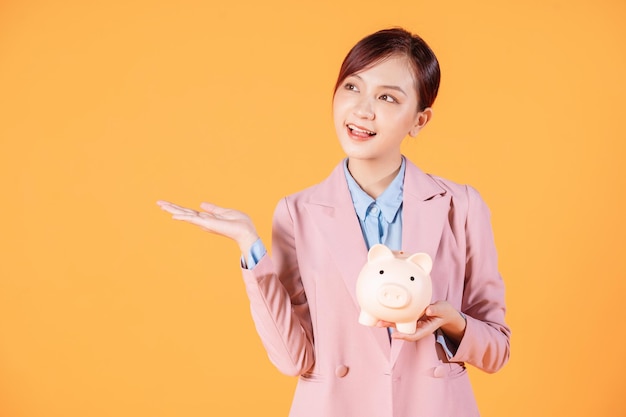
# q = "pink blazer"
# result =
<box><xmin>241</xmin><ymin>158</ymin><xmax>511</xmax><ymax>417</ymax></box>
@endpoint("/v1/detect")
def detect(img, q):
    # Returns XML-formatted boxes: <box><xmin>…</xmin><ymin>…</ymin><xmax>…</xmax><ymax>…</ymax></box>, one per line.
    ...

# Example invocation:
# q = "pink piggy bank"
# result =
<box><xmin>356</xmin><ymin>244</ymin><xmax>433</xmax><ymax>334</ymax></box>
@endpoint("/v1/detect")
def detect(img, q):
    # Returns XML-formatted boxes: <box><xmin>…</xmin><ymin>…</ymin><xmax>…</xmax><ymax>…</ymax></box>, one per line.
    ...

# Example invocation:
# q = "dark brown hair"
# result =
<box><xmin>334</xmin><ymin>28</ymin><xmax>441</xmax><ymax>111</ymax></box>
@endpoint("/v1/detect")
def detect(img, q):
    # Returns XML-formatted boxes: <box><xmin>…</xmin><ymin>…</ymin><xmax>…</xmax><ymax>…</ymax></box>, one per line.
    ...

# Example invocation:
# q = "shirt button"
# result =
<box><xmin>370</xmin><ymin>206</ymin><xmax>379</xmax><ymax>215</ymax></box>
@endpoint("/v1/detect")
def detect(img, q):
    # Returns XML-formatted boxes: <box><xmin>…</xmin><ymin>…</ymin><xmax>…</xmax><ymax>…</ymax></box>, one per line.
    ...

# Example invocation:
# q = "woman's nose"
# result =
<box><xmin>353</xmin><ymin>97</ymin><xmax>375</xmax><ymax>120</ymax></box>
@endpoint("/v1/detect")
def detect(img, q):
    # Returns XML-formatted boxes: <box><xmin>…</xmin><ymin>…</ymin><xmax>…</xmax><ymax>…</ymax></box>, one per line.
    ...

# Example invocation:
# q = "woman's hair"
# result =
<box><xmin>334</xmin><ymin>27</ymin><xmax>441</xmax><ymax>111</ymax></box>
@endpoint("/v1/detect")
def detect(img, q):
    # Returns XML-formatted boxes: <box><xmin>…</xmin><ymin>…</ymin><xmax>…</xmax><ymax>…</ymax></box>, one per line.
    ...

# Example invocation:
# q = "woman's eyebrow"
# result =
<box><xmin>348</xmin><ymin>75</ymin><xmax>407</xmax><ymax>96</ymax></box>
<box><xmin>379</xmin><ymin>85</ymin><xmax>407</xmax><ymax>96</ymax></box>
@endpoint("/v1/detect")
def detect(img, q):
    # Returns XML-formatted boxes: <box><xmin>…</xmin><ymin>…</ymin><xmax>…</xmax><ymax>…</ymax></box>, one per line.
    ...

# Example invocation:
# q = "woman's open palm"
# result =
<box><xmin>156</xmin><ymin>200</ymin><xmax>259</xmax><ymax>254</ymax></box>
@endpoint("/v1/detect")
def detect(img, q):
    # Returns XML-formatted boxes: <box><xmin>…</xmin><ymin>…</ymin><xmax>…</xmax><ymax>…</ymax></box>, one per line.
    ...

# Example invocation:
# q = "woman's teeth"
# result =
<box><xmin>348</xmin><ymin>124</ymin><xmax>376</xmax><ymax>136</ymax></box>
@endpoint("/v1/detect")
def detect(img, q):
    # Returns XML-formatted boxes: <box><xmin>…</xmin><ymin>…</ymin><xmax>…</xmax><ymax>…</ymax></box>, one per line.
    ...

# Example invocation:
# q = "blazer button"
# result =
<box><xmin>433</xmin><ymin>365</ymin><xmax>447</xmax><ymax>378</ymax></box>
<box><xmin>335</xmin><ymin>365</ymin><xmax>349</xmax><ymax>378</ymax></box>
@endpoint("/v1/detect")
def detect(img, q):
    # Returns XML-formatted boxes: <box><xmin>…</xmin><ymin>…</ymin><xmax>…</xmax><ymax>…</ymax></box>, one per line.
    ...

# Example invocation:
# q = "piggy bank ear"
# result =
<box><xmin>368</xmin><ymin>244</ymin><xmax>395</xmax><ymax>262</ymax></box>
<box><xmin>407</xmin><ymin>253</ymin><xmax>433</xmax><ymax>275</ymax></box>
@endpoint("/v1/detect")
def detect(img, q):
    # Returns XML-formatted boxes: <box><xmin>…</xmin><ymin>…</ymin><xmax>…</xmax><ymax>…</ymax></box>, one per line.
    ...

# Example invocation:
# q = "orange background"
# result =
<box><xmin>1</xmin><ymin>0</ymin><xmax>625</xmax><ymax>416</ymax></box>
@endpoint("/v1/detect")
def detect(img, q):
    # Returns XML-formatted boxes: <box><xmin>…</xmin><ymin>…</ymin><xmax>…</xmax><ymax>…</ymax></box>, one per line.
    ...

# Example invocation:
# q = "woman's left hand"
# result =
<box><xmin>377</xmin><ymin>301</ymin><xmax>467</xmax><ymax>344</ymax></box>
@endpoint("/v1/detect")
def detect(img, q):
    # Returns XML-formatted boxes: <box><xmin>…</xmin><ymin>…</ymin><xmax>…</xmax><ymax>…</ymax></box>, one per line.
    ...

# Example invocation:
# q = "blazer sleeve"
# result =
<box><xmin>240</xmin><ymin>197</ymin><xmax>315</xmax><ymax>377</ymax></box>
<box><xmin>449</xmin><ymin>185</ymin><xmax>511</xmax><ymax>373</ymax></box>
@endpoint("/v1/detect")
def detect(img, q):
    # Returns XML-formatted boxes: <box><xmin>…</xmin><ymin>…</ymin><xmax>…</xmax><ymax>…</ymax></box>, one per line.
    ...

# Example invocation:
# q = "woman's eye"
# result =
<box><xmin>344</xmin><ymin>83</ymin><xmax>358</xmax><ymax>91</ymax></box>
<box><xmin>380</xmin><ymin>94</ymin><xmax>396</xmax><ymax>103</ymax></box>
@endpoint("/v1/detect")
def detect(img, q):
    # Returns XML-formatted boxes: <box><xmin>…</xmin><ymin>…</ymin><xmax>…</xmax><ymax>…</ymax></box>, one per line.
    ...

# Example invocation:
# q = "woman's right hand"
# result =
<box><xmin>156</xmin><ymin>200</ymin><xmax>260</xmax><ymax>255</ymax></box>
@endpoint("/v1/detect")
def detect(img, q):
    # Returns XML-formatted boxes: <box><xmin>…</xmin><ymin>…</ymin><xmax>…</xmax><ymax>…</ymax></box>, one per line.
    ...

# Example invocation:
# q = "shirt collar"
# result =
<box><xmin>343</xmin><ymin>157</ymin><xmax>405</xmax><ymax>223</ymax></box>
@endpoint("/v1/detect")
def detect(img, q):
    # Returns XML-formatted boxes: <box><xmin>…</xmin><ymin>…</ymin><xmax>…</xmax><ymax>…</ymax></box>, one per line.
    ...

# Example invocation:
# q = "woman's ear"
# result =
<box><xmin>409</xmin><ymin>107</ymin><xmax>433</xmax><ymax>137</ymax></box>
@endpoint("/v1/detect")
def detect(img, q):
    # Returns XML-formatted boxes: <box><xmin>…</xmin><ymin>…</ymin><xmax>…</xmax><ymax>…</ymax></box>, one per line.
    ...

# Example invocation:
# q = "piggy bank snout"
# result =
<box><xmin>376</xmin><ymin>284</ymin><xmax>411</xmax><ymax>309</ymax></box>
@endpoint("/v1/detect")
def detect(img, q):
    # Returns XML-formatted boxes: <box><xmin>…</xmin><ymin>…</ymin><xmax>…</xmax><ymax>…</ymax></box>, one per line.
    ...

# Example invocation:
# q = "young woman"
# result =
<box><xmin>157</xmin><ymin>27</ymin><xmax>510</xmax><ymax>417</ymax></box>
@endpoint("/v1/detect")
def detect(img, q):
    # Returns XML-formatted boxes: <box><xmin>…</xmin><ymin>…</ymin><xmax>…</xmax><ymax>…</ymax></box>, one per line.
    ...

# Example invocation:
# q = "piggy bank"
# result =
<box><xmin>356</xmin><ymin>244</ymin><xmax>433</xmax><ymax>334</ymax></box>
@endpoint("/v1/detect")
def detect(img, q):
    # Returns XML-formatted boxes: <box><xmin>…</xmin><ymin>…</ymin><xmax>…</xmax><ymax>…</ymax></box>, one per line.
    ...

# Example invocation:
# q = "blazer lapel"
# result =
<box><xmin>304</xmin><ymin>162</ymin><xmax>392</xmax><ymax>357</ymax></box>
<box><xmin>401</xmin><ymin>160</ymin><xmax>450</xmax><ymax>260</ymax></box>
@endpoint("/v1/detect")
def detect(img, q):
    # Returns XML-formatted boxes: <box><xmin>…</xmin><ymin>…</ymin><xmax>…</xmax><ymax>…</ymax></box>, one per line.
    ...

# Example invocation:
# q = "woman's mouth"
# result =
<box><xmin>347</xmin><ymin>124</ymin><xmax>376</xmax><ymax>138</ymax></box>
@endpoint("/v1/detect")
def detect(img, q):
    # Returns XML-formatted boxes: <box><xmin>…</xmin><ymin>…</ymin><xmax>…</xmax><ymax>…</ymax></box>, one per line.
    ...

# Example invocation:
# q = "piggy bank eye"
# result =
<box><xmin>379</xmin><ymin>270</ymin><xmax>384</xmax><ymax>275</ymax></box>
<box><xmin>410</xmin><ymin>276</ymin><xmax>415</xmax><ymax>281</ymax></box>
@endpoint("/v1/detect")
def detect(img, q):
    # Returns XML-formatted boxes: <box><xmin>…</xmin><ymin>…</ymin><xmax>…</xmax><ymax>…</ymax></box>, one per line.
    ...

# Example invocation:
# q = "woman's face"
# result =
<box><xmin>333</xmin><ymin>55</ymin><xmax>431</xmax><ymax>165</ymax></box>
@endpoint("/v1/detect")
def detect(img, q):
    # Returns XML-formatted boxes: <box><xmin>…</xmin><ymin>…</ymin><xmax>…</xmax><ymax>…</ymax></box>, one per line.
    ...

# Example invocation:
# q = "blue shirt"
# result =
<box><xmin>343</xmin><ymin>158</ymin><xmax>404</xmax><ymax>251</ymax></box>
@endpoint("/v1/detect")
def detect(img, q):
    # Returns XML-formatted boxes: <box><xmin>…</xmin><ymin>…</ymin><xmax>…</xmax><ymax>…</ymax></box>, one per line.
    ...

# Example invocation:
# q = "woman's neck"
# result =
<box><xmin>347</xmin><ymin>156</ymin><xmax>403</xmax><ymax>199</ymax></box>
